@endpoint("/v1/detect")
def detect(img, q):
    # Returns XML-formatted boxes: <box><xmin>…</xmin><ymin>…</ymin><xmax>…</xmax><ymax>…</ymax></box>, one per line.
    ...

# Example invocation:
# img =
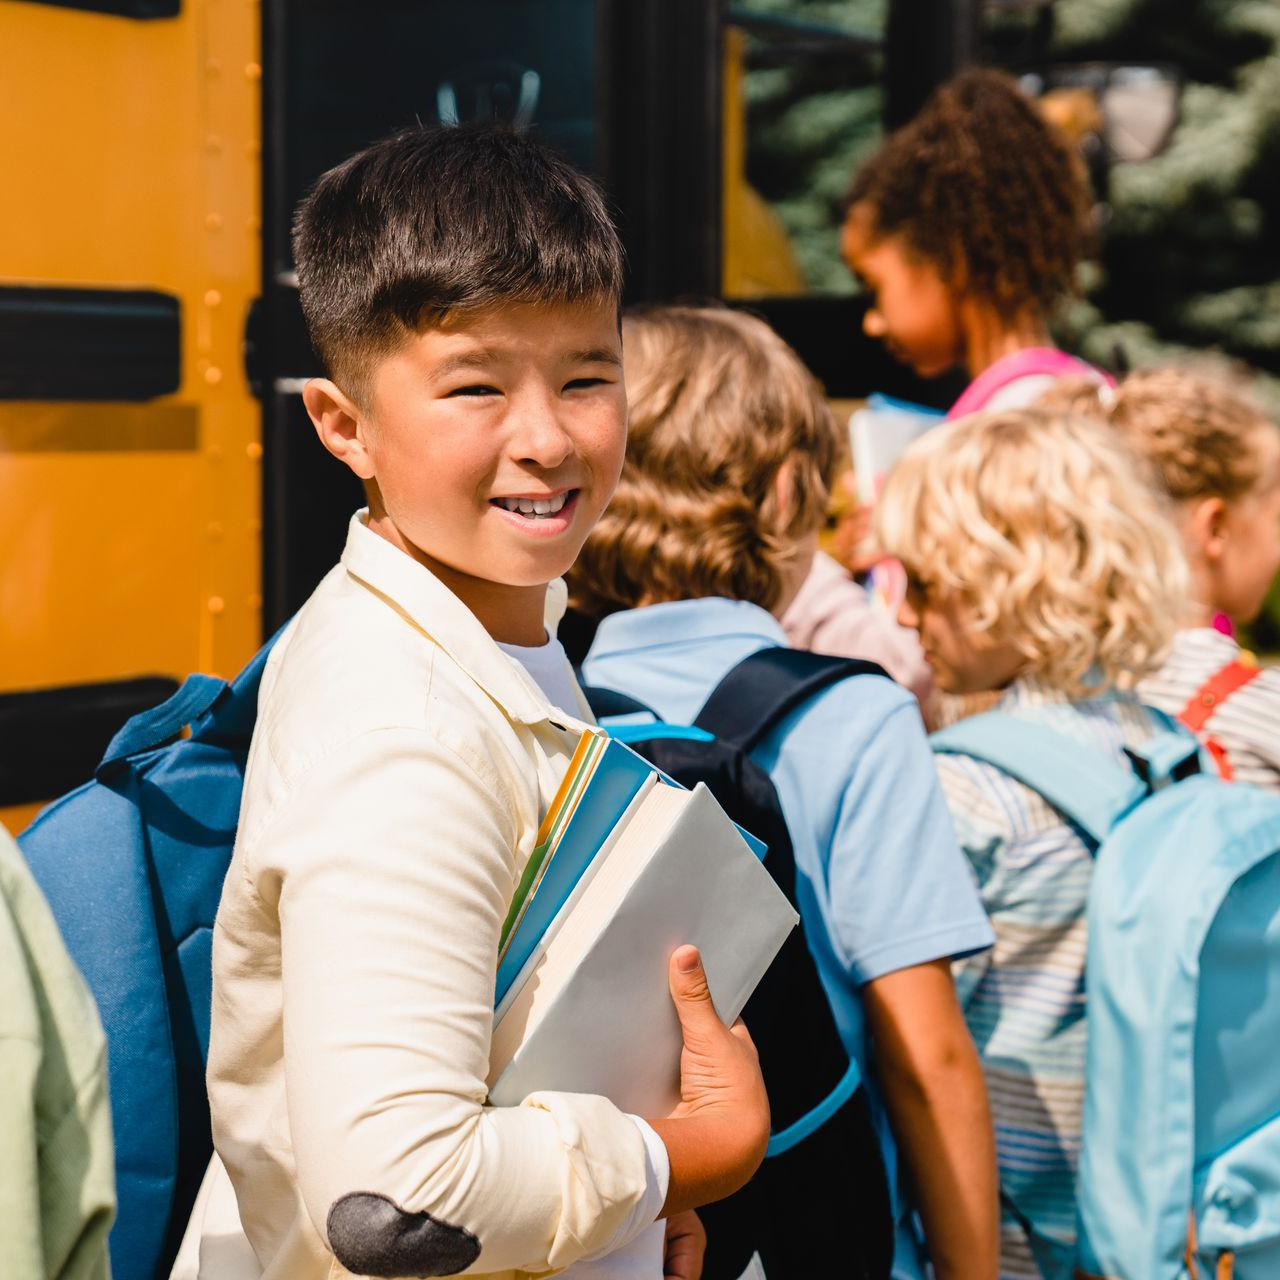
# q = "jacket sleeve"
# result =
<box><xmin>0</xmin><ymin>886</ymin><xmax>44</xmax><ymax>1280</ymax></box>
<box><xmin>249</xmin><ymin>725</ymin><xmax>654</xmax><ymax>1277</ymax></box>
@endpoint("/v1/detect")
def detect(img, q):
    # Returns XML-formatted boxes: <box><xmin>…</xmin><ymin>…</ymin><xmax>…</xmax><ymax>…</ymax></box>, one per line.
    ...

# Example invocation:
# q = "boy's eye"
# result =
<box><xmin>564</xmin><ymin>377</ymin><xmax>610</xmax><ymax>391</ymax></box>
<box><xmin>446</xmin><ymin>384</ymin><xmax>500</xmax><ymax>397</ymax></box>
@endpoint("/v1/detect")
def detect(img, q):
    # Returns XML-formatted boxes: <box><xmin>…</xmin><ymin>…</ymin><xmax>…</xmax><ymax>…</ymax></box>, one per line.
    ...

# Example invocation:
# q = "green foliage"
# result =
<box><xmin>738</xmin><ymin>0</ymin><xmax>886</xmax><ymax>292</ymax></box>
<box><xmin>1050</xmin><ymin>0</ymin><xmax>1280</xmax><ymax>388</ymax></box>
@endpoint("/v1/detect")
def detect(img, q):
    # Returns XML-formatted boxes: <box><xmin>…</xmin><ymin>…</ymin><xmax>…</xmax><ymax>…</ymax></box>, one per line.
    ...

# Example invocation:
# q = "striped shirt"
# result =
<box><xmin>1139</xmin><ymin>627</ymin><xmax>1280</xmax><ymax>793</ymax></box>
<box><xmin>936</xmin><ymin>678</ymin><xmax>1167</xmax><ymax>1280</ymax></box>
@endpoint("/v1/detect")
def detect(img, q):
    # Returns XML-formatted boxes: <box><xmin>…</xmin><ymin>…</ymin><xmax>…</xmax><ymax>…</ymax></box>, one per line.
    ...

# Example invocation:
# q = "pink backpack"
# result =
<box><xmin>945</xmin><ymin>347</ymin><xmax>1113</xmax><ymax>421</ymax></box>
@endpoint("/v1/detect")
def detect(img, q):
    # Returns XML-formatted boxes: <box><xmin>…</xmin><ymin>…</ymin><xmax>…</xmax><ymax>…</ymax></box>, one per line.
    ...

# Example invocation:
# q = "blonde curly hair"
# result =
<box><xmin>570</xmin><ymin>305</ymin><xmax>841</xmax><ymax>616</ymax></box>
<box><xmin>1037</xmin><ymin>365</ymin><xmax>1278</xmax><ymax>503</ymax></box>
<box><xmin>875</xmin><ymin>408</ymin><xmax>1186</xmax><ymax>695</ymax></box>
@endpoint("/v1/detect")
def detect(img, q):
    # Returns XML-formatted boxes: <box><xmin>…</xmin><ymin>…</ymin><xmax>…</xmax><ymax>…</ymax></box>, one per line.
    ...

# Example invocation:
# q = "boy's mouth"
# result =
<box><xmin>490</xmin><ymin>490</ymin><xmax>576</xmax><ymax>520</ymax></box>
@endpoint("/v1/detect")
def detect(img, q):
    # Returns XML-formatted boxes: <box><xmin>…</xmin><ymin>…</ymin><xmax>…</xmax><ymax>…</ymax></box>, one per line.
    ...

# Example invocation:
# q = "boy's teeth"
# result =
<box><xmin>496</xmin><ymin>493</ymin><xmax>569</xmax><ymax>517</ymax></box>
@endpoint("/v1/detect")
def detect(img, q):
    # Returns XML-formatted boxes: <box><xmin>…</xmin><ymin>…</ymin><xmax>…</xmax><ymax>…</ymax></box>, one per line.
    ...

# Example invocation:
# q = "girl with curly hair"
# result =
<box><xmin>571</xmin><ymin>304</ymin><xmax>999</xmax><ymax>1280</ymax></box>
<box><xmin>1044</xmin><ymin>366</ymin><xmax>1280</xmax><ymax>790</ymax></box>
<box><xmin>843</xmin><ymin>67</ymin><xmax>1107</xmax><ymax>417</ymax></box>
<box><xmin>875</xmin><ymin>407</ymin><xmax>1187</xmax><ymax>1280</ymax></box>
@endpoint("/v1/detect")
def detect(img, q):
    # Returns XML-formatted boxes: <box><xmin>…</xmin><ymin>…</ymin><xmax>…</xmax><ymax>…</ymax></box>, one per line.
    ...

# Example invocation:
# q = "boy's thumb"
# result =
<box><xmin>668</xmin><ymin>945</ymin><xmax>717</xmax><ymax>1027</ymax></box>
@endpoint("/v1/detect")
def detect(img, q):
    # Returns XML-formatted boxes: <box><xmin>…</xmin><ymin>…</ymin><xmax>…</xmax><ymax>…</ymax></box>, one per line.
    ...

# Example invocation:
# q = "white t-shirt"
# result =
<box><xmin>498</xmin><ymin>633</ymin><xmax>670</xmax><ymax>1280</ymax></box>
<box><xmin>496</xmin><ymin>632</ymin><xmax>586</xmax><ymax>720</ymax></box>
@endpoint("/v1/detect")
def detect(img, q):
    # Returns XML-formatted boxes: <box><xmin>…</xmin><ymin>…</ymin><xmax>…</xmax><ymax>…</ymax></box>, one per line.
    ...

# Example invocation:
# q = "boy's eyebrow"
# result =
<box><xmin>566</xmin><ymin>347</ymin><xmax>622</xmax><ymax>367</ymax></box>
<box><xmin>430</xmin><ymin>350</ymin><xmax>500</xmax><ymax>381</ymax></box>
<box><xmin>430</xmin><ymin>347</ymin><xmax>621</xmax><ymax>381</ymax></box>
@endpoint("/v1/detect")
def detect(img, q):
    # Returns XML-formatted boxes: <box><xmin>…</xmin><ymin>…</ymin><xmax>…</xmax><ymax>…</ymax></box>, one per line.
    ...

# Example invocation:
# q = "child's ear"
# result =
<box><xmin>772</xmin><ymin>462</ymin><xmax>796</xmax><ymax>529</ymax></box>
<box><xmin>302</xmin><ymin>378</ymin><xmax>376</xmax><ymax>480</ymax></box>
<box><xmin>1187</xmin><ymin>495</ymin><xmax>1228</xmax><ymax>564</ymax></box>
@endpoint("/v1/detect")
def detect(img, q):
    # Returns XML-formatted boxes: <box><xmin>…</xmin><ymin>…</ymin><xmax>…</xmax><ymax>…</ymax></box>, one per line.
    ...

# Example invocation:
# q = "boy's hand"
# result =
<box><xmin>663</xmin><ymin>1210</ymin><xmax>706</xmax><ymax>1280</ymax></box>
<box><xmin>648</xmin><ymin>945</ymin><xmax>770</xmax><ymax>1217</ymax></box>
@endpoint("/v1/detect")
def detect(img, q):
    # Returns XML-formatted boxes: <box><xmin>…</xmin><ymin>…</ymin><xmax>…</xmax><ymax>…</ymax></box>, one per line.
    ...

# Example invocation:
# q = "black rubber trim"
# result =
<box><xmin>0</xmin><ymin>677</ymin><xmax>179</xmax><ymax>807</ymax></box>
<box><xmin>0</xmin><ymin>286</ymin><xmax>181</xmax><ymax>401</ymax></box>
<box><xmin>16</xmin><ymin>0</ymin><xmax>179</xmax><ymax>17</ymax></box>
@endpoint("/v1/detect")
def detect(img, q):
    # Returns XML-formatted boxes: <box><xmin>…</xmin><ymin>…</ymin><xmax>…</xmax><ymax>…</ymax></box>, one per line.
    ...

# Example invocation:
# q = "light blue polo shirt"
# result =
<box><xmin>581</xmin><ymin>597</ymin><xmax>993</xmax><ymax>1280</ymax></box>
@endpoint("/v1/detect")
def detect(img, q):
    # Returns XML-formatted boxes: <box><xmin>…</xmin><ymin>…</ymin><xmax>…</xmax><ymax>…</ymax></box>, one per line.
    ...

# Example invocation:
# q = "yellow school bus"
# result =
<box><xmin>1</xmin><ymin>0</ymin><xmax>261</xmax><ymax>833</ymax></box>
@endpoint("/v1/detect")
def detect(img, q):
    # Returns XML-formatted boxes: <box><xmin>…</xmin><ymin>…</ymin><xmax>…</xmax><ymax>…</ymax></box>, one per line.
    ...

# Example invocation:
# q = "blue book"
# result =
<box><xmin>494</xmin><ymin>731</ymin><xmax>653</xmax><ymax>1008</ymax></box>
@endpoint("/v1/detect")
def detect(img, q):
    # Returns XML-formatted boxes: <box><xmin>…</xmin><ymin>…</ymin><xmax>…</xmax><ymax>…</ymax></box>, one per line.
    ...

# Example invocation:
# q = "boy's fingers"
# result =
<box><xmin>668</xmin><ymin>946</ymin><xmax>719</xmax><ymax>1031</ymax></box>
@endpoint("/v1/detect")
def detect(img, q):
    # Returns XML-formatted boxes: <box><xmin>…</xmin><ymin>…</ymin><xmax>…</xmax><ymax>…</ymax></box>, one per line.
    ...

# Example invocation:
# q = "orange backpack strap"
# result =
<box><xmin>1178</xmin><ymin>661</ymin><xmax>1262</xmax><ymax>732</ymax></box>
<box><xmin>1178</xmin><ymin>661</ymin><xmax>1261</xmax><ymax>782</ymax></box>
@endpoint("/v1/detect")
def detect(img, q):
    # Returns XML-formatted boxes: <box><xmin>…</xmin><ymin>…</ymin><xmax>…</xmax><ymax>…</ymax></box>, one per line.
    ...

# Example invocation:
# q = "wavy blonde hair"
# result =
<box><xmin>570</xmin><ymin>305</ymin><xmax>841</xmax><ymax>615</ymax></box>
<box><xmin>1037</xmin><ymin>365</ymin><xmax>1278</xmax><ymax>503</ymax></box>
<box><xmin>875</xmin><ymin>408</ymin><xmax>1187</xmax><ymax>695</ymax></box>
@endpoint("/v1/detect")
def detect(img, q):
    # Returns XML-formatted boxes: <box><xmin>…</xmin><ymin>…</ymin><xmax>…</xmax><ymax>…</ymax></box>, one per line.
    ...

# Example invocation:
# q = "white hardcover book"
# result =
<box><xmin>487</xmin><ymin>782</ymin><xmax>798</xmax><ymax>1116</ymax></box>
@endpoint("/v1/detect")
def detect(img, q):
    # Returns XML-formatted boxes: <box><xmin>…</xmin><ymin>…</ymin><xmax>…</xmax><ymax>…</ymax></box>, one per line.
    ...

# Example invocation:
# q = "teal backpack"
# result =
<box><xmin>18</xmin><ymin>630</ymin><xmax>283</xmax><ymax>1280</ymax></box>
<box><xmin>932</xmin><ymin>711</ymin><xmax>1280</xmax><ymax>1280</ymax></box>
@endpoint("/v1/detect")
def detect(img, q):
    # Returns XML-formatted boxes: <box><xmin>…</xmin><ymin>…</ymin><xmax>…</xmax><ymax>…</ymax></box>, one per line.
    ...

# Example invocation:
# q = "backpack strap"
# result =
<box><xmin>579</xmin><ymin>685</ymin><xmax>660</xmax><ymax>721</ymax></box>
<box><xmin>946</xmin><ymin>348</ymin><xmax>1112</xmax><ymax>421</ymax></box>
<box><xmin>1178</xmin><ymin>660</ymin><xmax>1261</xmax><ymax>731</ymax></box>
<box><xmin>693</xmin><ymin>648</ymin><xmax>888</xmax><ymax>754</ymax></box>
<box><xmin>96</xmin><ymin>623</ymin><xmax>289</xmax><ymax>771</ymax></box>
<box><xmin>930</xmin><ymin>712</ymin><xmax>1198</xmax><ymax>846</ymax></box>
<box><xmin>1176</xmin><ymin>660</ymin><xmax>1261</xmax><ymax>782</ymax></box>
<box><xmin>97</xmin><ymin>673</ymin><xmax>229</xmax><ymax>772</ymax></box>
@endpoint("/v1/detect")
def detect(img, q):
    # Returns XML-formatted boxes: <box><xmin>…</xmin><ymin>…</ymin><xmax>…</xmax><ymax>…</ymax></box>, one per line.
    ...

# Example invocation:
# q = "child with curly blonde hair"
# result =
<box><xmin>1043</xmin><ymin>367</ymin><xmax>1280</xmax><ymax>790</ymax></box>
<box><xmin>876</xmin><ymin>407</ymin><xmax>1187</xmax><ymax>1280</ymax></box>
<box><xmin>572</xmin><ymin>304</ymin><xmax>999</xmax><ymax>1280</ymax></box>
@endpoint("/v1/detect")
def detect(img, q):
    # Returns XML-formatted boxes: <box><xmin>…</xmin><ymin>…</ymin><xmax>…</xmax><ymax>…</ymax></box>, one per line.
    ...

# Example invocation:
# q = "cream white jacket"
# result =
<box><xmin>195</xmin><ymin>514</ymin><xmax>655</xmax><ymax>1279</ymax></box>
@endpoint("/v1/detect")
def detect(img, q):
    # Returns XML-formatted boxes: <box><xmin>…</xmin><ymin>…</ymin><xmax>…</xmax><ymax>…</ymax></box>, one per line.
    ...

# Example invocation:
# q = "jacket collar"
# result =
<box><xmin>340</xmin><ymin>510</ymin><xmax>568</xmax><ymax>727</ymax></box>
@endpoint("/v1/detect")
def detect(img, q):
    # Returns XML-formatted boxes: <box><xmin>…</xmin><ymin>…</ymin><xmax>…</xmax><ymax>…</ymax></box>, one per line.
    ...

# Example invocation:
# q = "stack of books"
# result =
<box><xmin>488</xmin><ymin>729</ymin><xmax>797</xmax><ymax>1116</ymax></box>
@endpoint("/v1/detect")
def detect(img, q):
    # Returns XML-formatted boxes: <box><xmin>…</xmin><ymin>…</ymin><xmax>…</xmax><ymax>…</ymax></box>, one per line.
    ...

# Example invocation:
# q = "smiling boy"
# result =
<box><xmin>185</xmin><ymin>125</ymin><xmax>769</xmax><ymax>1280</ymax></box>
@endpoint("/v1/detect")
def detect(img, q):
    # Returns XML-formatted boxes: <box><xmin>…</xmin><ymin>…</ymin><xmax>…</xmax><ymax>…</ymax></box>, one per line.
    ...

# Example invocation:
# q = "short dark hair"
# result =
<box><xmin>846</xmin><ymin>68</ymin><xmax>1089</xmax><ymax>320</ymax></box>
<box><xmin>293</xmin><ymin>123</ymin><xmax>624</xmax><ymax>399</ymax></box>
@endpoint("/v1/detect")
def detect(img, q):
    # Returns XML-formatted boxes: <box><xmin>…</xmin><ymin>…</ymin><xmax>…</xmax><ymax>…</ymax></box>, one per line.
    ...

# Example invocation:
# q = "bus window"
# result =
<box><xmin>722</xmin><ymin>3</ymin><xmax>885</xmax><ymax>301</ymax></box>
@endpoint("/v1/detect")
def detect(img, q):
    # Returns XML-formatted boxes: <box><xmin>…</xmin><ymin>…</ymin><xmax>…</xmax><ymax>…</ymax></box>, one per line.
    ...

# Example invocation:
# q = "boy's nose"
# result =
<box><xmin>512</xmin><ymin>408</ymin><xmax>574</xmax><ymax>470</ymax></box>
<box><xmin>863</xmin><ymin>307</ymin><xmax>887</xmax><ymax>339</ymax></box>
<box><xmin>896</xmin><ymin>597</ymin><xmax>919</xmax><ymax>630</ymax></box>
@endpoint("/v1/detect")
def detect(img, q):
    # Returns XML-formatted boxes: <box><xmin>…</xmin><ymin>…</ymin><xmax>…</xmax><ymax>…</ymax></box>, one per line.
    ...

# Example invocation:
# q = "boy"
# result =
<box><xmin>181</xmin><ymin>127</ymin><xmax>769</xmax><ymax>1280</ymax></box>
<box><xmin>570</xmin><ymin>305</ymin><xmax>999</xmax><ymax>1280</ymax></box>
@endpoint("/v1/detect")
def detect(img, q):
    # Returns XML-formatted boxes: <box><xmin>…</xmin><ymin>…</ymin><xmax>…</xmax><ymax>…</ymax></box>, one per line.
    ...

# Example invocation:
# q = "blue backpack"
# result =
<box><xmin>18</xmin><ymin>631</ymin><xmax>282</xmax><ymax>1280</ymax></box>
<box><xmin>932</xmin><ymin>711</ymin><xmax>1280</xmax><ymax>1280</ymax></box>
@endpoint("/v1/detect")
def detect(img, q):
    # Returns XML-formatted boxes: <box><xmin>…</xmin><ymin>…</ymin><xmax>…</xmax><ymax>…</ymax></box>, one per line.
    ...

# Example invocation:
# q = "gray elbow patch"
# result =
<box><xmin>327</xmin><ymin>1192</ymin><xmax>481</xmax><ymax>1277</ymax></box>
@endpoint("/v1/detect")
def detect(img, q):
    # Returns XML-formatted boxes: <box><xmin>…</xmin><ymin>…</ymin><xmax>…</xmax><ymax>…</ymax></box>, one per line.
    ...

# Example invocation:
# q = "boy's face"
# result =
<box><xmin>311</xmin><ymin>298</ymin><xmax>626</xmax><ymax>642</ymax></box>
<box><xmin>898</xmin><ymin>572</ymin><xmax>1025</xmax><ymax>694</ymax></box>
<box><xmin>841</xmin><ymin>203</ymin><xmax>963</xmax><ymax>379</ymax></box>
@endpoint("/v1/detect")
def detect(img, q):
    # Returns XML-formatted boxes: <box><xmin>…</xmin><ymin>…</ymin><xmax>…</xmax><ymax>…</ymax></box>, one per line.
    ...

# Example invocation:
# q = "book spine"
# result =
<box><xmin>494</xmin><ymin>738</ymin><xmax>654</xmax><ymax>1007</ymax></box>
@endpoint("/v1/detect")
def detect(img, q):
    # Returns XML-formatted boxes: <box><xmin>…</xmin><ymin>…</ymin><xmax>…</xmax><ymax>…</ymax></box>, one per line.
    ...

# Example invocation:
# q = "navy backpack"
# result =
<box><xmin>583</xmin><ymin>646</ymin><xmax>897</xmax><ymax>1280</ymax></box>
<box><xmin>19</xmin><ymin>632</ymin><xmax>281</xmax><ymax>1280</ymax></box>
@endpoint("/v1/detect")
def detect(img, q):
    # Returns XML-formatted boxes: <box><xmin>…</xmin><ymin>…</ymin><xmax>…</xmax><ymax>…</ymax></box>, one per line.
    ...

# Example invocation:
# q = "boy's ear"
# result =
<box><xmin>772</xmin><ymin>462</ymin><xmax>795</xmax><ymax>529</ymax></box>
<box><xmin>1187</xmin><ymin>495</ymin><xmax>1228</xmax><ymax>564</ymax></box>
<box><xmin>302</xmin><ymin>378</ymin><xmax>376</xmax><ymax>481</ymax></box>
